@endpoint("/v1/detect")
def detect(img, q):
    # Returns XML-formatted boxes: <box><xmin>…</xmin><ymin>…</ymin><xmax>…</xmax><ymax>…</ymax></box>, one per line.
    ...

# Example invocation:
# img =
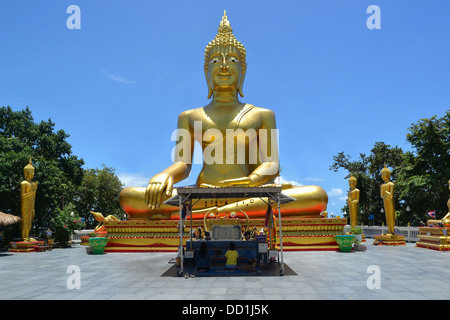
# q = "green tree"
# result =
<box><xmin>330</xmin><ymin>142</ymin><xmax>405</xmax><ymax>226</ymax></box>
<box><xmin>0</xmin><ymin>106</ymin><xmax>84</xmax><ymax>240</ymax></box>
<box><xmin>76</xmin><ymin>165</ymin><xmax>125</xmax><ymax>228</ymax></box>
<box><xmin>331</xmin><ymin>111</ymin><xmax>450</xmax><ymax>226</ymax></box>
<box><xmin>397</xmin><ymin>111</ymin><xmax>450</xmax><ymax>224</ymax></box>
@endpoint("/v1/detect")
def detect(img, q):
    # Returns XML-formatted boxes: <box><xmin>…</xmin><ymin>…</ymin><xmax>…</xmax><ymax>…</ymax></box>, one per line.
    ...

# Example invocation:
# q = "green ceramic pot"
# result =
<box><xmin>88</xmin><ymin>237</ymin><xmax>108</xmax><ymax>254</ymax></box>
<box><xmin>335</xmin><ymin>235</ymin><xmax>355</xmax><ymax>252</ymax></box>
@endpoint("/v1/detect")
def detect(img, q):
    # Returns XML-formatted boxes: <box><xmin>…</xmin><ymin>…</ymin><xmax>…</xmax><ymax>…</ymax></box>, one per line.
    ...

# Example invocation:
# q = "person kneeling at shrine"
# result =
<box><xmin>225</xmin><ymin>242</ymin><xmax>239</xmax><ymax>270</ymax></box>
<box><xmin>196</xmin><ymin>242</ymin><xmax>211</xmax><ymax>272</ymax></box>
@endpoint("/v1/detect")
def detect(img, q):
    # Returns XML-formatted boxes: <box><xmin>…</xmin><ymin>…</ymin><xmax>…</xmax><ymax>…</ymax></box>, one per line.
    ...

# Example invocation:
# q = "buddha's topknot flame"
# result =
<box><xmin>204</xmin><ymin>11</ymin><xmax>246</xmax><ymax>71</ymax></box>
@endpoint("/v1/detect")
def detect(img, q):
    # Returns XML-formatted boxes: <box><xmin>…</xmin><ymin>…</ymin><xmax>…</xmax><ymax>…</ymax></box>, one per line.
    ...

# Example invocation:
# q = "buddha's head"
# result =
<box><xmin>24</xmin><ymin>158</ymin><xmax>35</xmax><ymax>180</ymax></box>
<box><xmin>348</xmin><ymin>173</ymin><xmax>357</xmax><ymax>189</ymax></box>
<box><xmin>381</xmin><ymin>163</ymin><xmax>391</xmax><ymax>182</ymax></box>
<box><xmin>204</xmin><ymin>11</ymin><xmax>247</xmax><ymax>99</ymax></box>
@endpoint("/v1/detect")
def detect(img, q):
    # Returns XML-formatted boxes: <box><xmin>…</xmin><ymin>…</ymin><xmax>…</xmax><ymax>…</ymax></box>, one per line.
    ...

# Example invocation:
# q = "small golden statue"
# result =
<box><xmin>118</xmin><ymin>11</ymin><xmax>328</xmax><ymax>220</ymax></box>
<box><xmin>20</xmin><ymin>159</ymin><xmax>38</xmax><ymax>241</ymax></box>
<box><xmin>321</xmin><ymin>206</ymin><xmax>328</xmax><ymax>218</ymax></box>
<box><xmin>347</xmin><ymin>174</ymin><xmax>360</xmax><ymax>228</ymax></box>
<box><xmin>380</xmin><ymin>164</ymin><xmax>395</xmax><ymax>234</ymax></box>
<box><xmin>90</xmin><ymin>211</ymin><xmax>119</xmax><ymax>233</ymax></box>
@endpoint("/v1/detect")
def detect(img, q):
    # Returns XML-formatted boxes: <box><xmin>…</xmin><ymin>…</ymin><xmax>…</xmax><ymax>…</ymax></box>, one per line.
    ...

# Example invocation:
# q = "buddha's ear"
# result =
<box><xmin>205</xmin><ymin>71</ymin><xmax>213</xmax><ymax>99</ymax></box>
<box><xmin>238</xmin><ymin>67</ymin><xmax>246</xmax><ymax>98</ymax></box>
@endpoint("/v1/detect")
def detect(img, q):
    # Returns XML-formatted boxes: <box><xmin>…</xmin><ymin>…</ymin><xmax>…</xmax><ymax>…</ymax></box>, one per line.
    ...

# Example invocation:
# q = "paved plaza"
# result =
<box><xmin>1</xmin><ymin>239</ymin><xmax>450</xmax><ymax>301</ymax></box>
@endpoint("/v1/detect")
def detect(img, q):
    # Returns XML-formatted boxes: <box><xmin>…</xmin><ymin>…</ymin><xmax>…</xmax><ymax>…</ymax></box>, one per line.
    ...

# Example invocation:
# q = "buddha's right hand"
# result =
<box><xmin>145</xmin><ymin>172</ymin><xmax>174</xmax><ymax>209</ymax></box>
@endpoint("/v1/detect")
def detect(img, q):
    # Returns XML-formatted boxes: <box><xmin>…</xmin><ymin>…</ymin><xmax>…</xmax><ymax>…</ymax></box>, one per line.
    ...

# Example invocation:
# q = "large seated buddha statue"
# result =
<box><xmin>119</xmin><ymin>11</ymin><xmax>328</xmax><ymax>220</ymax></box>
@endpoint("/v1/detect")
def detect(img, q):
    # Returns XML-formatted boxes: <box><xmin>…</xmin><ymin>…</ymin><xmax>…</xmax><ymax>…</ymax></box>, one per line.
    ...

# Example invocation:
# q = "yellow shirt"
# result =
<box><xmin>225</xmin><ymin>249</ymin><xmax>239</xmax><ymax>266</ymax></box>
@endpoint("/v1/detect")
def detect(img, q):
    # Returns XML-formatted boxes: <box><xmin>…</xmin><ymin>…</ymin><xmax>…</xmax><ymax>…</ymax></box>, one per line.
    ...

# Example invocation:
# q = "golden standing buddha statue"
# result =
<box><xmin>347</xmin><ymin>174</ymin><xmax>360</xmax><ymax>228</ymax></box>
<box><xmin>20</xmin><ymin>159</ymin><xmax>38</xmax><ymax>241</ymax></box>
<box><xmin>380</xmin><ymin>164</ymin><xmax>395</xmax><ymax>234</ymax></box>
<box><xmin>119</xmin><ymin>11</ymin><xmax>328</xmax><ymax>220</ymax></box>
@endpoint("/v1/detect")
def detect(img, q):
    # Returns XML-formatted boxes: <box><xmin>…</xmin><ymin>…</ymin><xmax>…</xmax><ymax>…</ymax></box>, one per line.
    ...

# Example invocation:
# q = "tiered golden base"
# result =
<box><xmin>416</xmin><ymin>227</ymin><xmax>450</xmax><ymax>251</ymax></box>
<box><xmin>9</xmin><ymin>240</ymin><xmax>46</xmax><ymax>252</ymax></box>
<box><xmin>373</xmin><ymin>234</ymin><xmax>406</xmax><ymax>246</ymax></box>
<box><xmin>277</xmin><ymin>218</ymin><xmax>347</xmax><ymax>251</ymax></box>
<box><xmin>102</xmin><ymin>217</ymin><xmax>348</xmax><ymax>252</ymax></box>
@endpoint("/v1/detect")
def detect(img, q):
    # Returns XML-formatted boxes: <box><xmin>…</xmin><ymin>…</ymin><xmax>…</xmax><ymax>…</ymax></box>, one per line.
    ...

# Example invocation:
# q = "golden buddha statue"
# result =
<box><xmin>380</xmin><ymin>164</ymin><xmax>395</xmax><ymax>234</ymax></box>
<box><xmin>119</xmin><ymin>11</ymin><xmax>328</xmax><ymax>220</ymax></box>
<box><xmin>347</xmin><ymin>174</ymin><xmax>360</xmax><ymax>228</ymax></box>
<box><xmin>20</xmin><ymin>159</ymin><xmax>38</xmax><ymax>241</ymax></box>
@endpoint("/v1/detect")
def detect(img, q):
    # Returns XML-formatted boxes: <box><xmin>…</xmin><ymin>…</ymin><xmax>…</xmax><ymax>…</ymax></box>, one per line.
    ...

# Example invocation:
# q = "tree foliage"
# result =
<box><xmin>76</xmin><ymin>166</ymin><xmax>125</xmax><ymax>228</ymax></box>
<box><xmin>397</xmin><ymin>110</ymin><xmax>450</xmax><ymax>223</ymax></box>
<box><xmin>330</xmin><ymin>142</ymin><xmax>405</xmax><ymax>225</ymax></box>
<box><xmin>0</xmin><ymin>106</ymin><xmax>125</xmax><ymax>245</ymax></box>
<box><xmin>50</xmin><ymin>203</ymin><xmax>85</xmax><ymax>246</ymax></box>
<box><xmin>0</xmin><ymin>106</ymin><xmax>85</xmax><ymax>237</ymax></box>
<box><xmin>331</xmin><ymin>111</ymin><xmax>450</xmax><ymax>226</ymax></box>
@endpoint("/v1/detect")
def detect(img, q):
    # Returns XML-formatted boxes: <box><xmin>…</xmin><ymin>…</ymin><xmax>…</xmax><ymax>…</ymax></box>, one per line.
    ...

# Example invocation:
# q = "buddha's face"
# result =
<box><xmin>349</xmin><ymin>180</ymin><xmax>356</xmax><ymax>190</ymax></box>
<box><xmin>205</xmin><ymin>46</ymin><xmax>245</xmax><ymax>98</ymax></box>
<box><xmin>381</xmin><ymin>171</ymin><xmax>390</xmax><ymax>182</ymax></box>
<box><xmin>24</xmin><ymin>168</ymin><xmax>34</xmax><ymax>180</ymax></box>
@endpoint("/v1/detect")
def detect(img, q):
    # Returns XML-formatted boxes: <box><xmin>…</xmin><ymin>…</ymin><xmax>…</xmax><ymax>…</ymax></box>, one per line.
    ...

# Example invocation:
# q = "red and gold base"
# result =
<box><xmin>102</xmin><ymin>217</ymin><xmax>348</xmax><ymax>252</ymax></box>
<box><xmin>373</xmin><ymin>234</ymin><xmax>406</xmax><ymax>246</ymax></box>
<box><xmin>416</xmin><ymin>226</ymin><xmax>450</xmax><ymax>251</ymax></box>
<box><xmin>9</xmin><ymin>240</ymin><xmax>45</xmax><ymax>252</ymax></box>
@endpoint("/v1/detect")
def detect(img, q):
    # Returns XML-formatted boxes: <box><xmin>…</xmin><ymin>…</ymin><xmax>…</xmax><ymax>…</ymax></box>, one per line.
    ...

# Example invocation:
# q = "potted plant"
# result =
<box><xmin>350</xmin><ymin>226</ymin><xmax>366</xmax><ymax>251</ymax></box>
<box><xmin>350</xmin><ymin>226</ymin><xmax>363</xmax><ymax>242</ymax></box>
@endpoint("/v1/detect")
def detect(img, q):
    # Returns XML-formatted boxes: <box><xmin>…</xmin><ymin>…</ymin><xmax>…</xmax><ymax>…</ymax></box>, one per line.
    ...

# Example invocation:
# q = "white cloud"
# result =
<box><xmin>279</xmin><ymin>176</ymin><xmax>303</xmax><ymax>186</ymax></box>
<box><xmin>118</xmin><ymin>173</ymin><xmax>149</xmax><ymax>188</ymax></box>
<box><xmin>102</xmin><ymin>70</ymin><xmax>137</xmax><ymax>84</ymax></box>
<box><xmin>305</xmin><ymin>177</ymin><xmax>325</xmax><ymax>182</ymax></box>
<box><xmin>328</xmin><ymin>188</ymin><xmax>344</xmax><ymax>197</ymax></box>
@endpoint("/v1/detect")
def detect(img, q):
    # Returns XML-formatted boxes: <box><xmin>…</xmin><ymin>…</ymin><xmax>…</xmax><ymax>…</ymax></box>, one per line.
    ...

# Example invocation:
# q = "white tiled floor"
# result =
<box><xmin>1</xmin><ymin>239</ymin><xmax>450</xmax><ymax>301</ymax></box>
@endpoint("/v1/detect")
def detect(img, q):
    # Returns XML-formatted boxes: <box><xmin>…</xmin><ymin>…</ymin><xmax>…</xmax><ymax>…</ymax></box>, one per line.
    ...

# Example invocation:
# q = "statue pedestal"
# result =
<box><xmin>102</xmin><ymin>217</ymin><xmax>348</xmax><ymax>252</ymax></box>
<box><xmin>104</xmin><ymin>219</ymin><xmax>190</xmax><ymax>252</ymax></box>
<box><xmin>373</xmin><ymin>234</ymin><xmax>406</xmax><ymax>246</ymax></box>
<box><xmin>9</xmin><ymin>240</ymin><xmax>45</xmax><ymax>252</ymax></box>
<box><xmin>416</xmin><ymin>226</ymin><xmax>450</xmax><ymax>251</ymax></box>
<box><xmin>275</xmin><ymin>217</ymin><xmax>348</xmax><ymax>251</ymax></box>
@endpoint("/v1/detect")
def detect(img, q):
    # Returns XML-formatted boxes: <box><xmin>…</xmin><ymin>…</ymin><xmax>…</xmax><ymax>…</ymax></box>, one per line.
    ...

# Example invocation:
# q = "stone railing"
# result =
<box><xmin>70</xmin><ymin>229</ymin><xmax>95</xmax><ymax>244</ymax></box>
<box><xmin>361</xmin><ymin>226</ymin><xmax>420</xmax><ymax>242</ymax></box>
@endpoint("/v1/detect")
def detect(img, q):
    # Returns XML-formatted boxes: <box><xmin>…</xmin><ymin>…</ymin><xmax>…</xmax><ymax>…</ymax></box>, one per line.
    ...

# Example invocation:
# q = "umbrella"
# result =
<box><xmin>0</xmin><ymin>212</ymin><xmax>21</xmax><ymax>226</ymax></box>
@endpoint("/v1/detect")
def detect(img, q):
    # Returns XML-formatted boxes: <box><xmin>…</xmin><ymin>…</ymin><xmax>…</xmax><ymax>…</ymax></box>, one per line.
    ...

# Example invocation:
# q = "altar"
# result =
<box><xmin>185</xmin><ymin>240</ymin><xmax>260</xmax><ymax>263</ymax></box>
<box><xmin>164</xmin><ymin>186</ymin><xmax>295</xmax><ymax>276</ymax></box>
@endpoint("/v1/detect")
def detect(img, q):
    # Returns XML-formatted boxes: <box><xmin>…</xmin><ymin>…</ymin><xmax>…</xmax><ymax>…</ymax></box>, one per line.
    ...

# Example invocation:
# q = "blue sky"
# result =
<box><xmin>0</xmin><ymin>0</ymin><xmax>448</xmax><ymax>218</ymax></box>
